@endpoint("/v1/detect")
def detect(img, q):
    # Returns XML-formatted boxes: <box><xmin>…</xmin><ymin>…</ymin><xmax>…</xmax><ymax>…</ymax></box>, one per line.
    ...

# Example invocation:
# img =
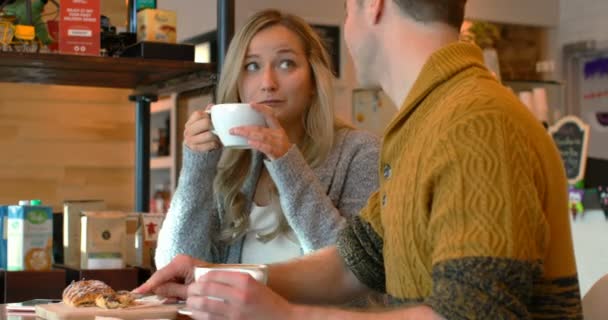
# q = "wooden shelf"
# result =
<box><xmin>150</xmin><ymin>156</ymin><xmax>172</xmax><ymax>169</ymax></box>
<box><xmin>0</xmin><ymin>51</ymin><xmax>215</xmax><ymax>212</ymax></box>
<box><xmin>0</xmin><ymin>51</ymin><xmax>216</xmax><ymax>92</ymax></box>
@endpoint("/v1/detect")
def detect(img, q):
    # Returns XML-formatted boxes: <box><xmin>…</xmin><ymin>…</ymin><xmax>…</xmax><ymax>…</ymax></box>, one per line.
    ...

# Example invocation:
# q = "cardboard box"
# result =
<box><xmin>136</xmin><ymin>213</ymin><xmax>164</xmax><ymax>269</ymax></box>
<box><xmin>59</xmin><ymin>0</ymin><xmax>101</xmax><ymax>56</ymax></box>
<box><xmin>62</xmin><ymin>200</ymin><xmax>105</xmax><ymax>268</ymax></box>
<box><xmin>80</xmin><ymin>211</ymin><xmax>127</xmax><ymax>269</ymax></box>
<box><xmin>6</xmin><ymin>205</ymin><xmax>53</xmax><ymax>271</ymax></box>
<box><xmin>125</xmin><ymin>213</ymin><xmax>140</xmax><ymax>267</ymax></box>
<box><xmin>0</xmin><ymin>205</ymin><xmax>7</xmax><ymax>269</ymax></box>
<box><xmin>137</xmin><ymin>9</ymin><xmax>177</xmax><ymax>43</ymax></box>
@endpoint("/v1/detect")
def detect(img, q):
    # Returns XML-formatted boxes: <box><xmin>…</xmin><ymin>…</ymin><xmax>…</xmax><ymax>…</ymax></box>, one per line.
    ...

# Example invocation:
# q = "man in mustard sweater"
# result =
<box><xmin>135</xmin><ymin>0</ymin><xmax>582</xmax><ymax>319</ymax></box>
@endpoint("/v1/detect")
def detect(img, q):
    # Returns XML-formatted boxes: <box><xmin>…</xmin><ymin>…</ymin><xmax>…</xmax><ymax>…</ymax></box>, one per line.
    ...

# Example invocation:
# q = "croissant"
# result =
<box><xmin>62</xmin><ymin>280</ymin><xmax>115</xmax><ymax>307</ymax></box>
<box><xmin>95</xmin><ymin>291</ymin><xmax>136</xmax><ymax>309</ymax></box>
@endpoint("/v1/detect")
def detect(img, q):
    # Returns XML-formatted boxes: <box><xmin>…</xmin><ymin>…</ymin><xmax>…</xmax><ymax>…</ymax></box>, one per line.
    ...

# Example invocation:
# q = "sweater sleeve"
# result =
<box><xmin>336</xmin><ymin>192</ymin><xmax>386</xmax><ymax>293</ymax></box>
<box><xmin>423</xmin><ymin>111</ymin><xmax>552</xmax><ymax>319</ymax></box>
<box><xmin>265</xmin><ymin>130</ymin><xmax>380</xmax><ymax>253</ymax></box>
<box><xmin>155</xmin><ymin>145</ymin><xmax>222</xmax><ymax>268</ymax></box>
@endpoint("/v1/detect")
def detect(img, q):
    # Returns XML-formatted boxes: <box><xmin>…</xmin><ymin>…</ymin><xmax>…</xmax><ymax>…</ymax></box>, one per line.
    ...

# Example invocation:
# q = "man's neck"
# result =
<box><xmin>378</xmin><ymin>20</ymin><xmax>460</xmax><ymax>108</ymax></box>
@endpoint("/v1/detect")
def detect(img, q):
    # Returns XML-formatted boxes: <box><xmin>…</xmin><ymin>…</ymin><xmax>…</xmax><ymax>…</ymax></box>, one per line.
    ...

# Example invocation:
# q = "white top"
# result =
<box><xmin>570</xmin><ymin>210</ymin><xmax>608</xmax><ymax>297</ymax></box>
<box><xmin>240</xmin><ymin>203</ymin><xmax>302</xmax><ymax>265</ymax></box>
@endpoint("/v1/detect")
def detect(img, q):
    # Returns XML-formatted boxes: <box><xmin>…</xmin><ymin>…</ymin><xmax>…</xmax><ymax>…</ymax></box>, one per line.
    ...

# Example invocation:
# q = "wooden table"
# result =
<box><xmin>1</xmin><ymin>303</ymin><xmax>193</xmax><ymax>320</ymax></box>
<box><xmin>1</xmin><ymin>304</ymin><xmax>39</xmax><ymax>319</ymax></box>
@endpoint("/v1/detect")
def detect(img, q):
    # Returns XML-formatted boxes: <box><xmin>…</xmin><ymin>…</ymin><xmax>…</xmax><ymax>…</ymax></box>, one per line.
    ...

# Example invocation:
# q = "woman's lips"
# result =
<box><xmin>259</xmin><ymin>100</ymin><xmax>285</xmax><ymax>106</ymax></box>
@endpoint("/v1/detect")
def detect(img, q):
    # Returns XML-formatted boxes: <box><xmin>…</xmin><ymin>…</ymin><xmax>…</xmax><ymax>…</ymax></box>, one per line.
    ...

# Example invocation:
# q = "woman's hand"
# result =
<box><xmin>133</xmin><ymin>254</ymin><xmax>209</xmax><ymax>300</ymax></box>
<box><xmin>229</xmin><ymin>103</ymin><xmax>293</xmax><ymax>160</ymax></box>
<box><xmin>183</xmin><ymin>104</ymin><xmax>221</xmax><ymax>153</ymax></box>
<box><xmin>186</xmin><ymin>271</ymin><xmax>295</xmax><ymax>320</ymax></box>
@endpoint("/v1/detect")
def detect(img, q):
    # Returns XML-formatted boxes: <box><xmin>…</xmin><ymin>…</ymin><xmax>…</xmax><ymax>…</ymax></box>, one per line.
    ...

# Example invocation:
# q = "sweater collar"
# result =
<box><xmin>385</xmin><ymin>42</ymin><xmax>486</xmax><ymax>132</ymax></box>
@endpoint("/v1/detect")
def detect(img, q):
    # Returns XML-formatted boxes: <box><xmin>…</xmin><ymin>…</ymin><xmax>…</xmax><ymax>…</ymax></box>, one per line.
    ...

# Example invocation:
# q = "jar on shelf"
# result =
<box><xmin>150</xmin><ymin>184</ymin><xmax>171</xmax><ymax>213</ymax></box>
<box><xmin>156</xmin><ymin>127</ymin><xmax>169</xmax><ymax>156</ymax></box>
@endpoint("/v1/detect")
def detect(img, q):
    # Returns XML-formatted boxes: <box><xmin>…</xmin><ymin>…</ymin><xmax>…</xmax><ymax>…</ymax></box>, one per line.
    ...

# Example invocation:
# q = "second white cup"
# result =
<box><xmin>194</xmin><ymin>264</ymin><xmax>269</xmax><ymax>284</ymax></box>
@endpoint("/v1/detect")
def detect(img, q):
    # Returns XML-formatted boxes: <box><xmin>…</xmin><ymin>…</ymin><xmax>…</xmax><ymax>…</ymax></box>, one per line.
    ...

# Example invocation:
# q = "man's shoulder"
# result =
<box><xmin>443</xmin><ymin>70</ymin><xmax>519</xmax><ymax>110</ymax></box>
<box><xmin>418</xmin><ymin>70</ymin><xmax>552</xmax><ymax>154</ymax></box>
<box><xmin>432</xmin><ymin>71</ymin><xmax>534</xmax><ymax>127</ymax></box>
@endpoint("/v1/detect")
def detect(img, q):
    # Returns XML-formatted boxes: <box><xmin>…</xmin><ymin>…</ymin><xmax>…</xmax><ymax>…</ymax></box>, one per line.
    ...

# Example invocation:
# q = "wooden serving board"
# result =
<box><xmin>35</xmin><ymin>303</ymin><xmax>181</xmax><ymax>320</ymax></box>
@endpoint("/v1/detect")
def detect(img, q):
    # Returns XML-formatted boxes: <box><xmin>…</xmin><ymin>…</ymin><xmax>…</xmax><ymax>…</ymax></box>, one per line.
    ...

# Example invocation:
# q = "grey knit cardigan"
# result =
<box><xmin>155</xmin><ymin>127</ymin><xmax>380</xmax><ymax>267</ymax></box>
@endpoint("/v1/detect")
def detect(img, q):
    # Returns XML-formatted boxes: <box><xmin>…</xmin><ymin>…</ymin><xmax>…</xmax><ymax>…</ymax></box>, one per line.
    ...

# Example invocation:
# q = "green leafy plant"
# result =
<box><xmin>2</xmin><ymin>0</ymin><xmax>53</xmax><ymax>45</ymax></box>
<box><xmin>462</xmin><ymin>21</ymin><xmax>501</xmax><ymax>49</ymax></box>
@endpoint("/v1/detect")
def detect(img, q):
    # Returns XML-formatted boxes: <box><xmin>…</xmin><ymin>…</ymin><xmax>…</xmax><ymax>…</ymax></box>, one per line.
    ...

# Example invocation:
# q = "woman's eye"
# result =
<box><xmin>244</xmin><ymin>62</ymin><xmax>259</xmax><ymax>72</ymax></box>
<box><xmin>279</xmin><ymin>60</ymin><xmax>295</xmax><ymax>69</ymax></box>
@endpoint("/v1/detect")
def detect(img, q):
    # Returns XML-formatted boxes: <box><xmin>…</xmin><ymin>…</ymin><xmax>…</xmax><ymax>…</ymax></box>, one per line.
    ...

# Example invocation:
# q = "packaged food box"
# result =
<box><xmin>62</xmin><ymin>200</ymin><xmax>105</xmax><ymax>268</ymax></box>
<box><xmin>80</xmin><ymin>211</ymin><xmax>127</xmax><ymax>269</ymax></box>
<box><xmin>136</xmin><ymin>213</ymin><xmax>164</xmax><ymax>270</ymax></box>
<box><xmin>7</xmin><ymin>205</ymin><xmax>53</xmax><ymax>271</ymax></box>
<box><xmin>136</xmin><ymin>8</ymin><xmax>177</xmax><ymax>43</ymax></box>
<box><xmin>125</xmin><ymin>212</ymin><xmax>141</xmax><ymax>267</ymax></box>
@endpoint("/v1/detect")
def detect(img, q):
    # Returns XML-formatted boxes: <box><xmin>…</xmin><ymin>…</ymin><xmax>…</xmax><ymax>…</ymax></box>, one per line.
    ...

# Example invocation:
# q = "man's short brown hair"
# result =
<box><xmin>394</xmin><ymin>0</ymin><xmax>466</xmax><ymax>29</ymax></box>
<box><xmin>358</xmin><ymin>0</ymin><xmax>466</xmax><ymax>30</ymax></box>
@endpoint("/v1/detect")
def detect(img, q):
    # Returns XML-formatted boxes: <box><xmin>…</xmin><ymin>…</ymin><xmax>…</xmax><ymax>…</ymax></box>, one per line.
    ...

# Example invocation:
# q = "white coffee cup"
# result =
<box><xmin>206</xmin><ymin>103</ymin><xmax>267</xmax><ymax>149</ymax></box>
<box><xmin>194</xmin><ymin>264</ymin><xmax>268</xmax><ymax>284</ymax></box>
<box><xmin>176</xmin><ymin>264</ymin><xmax>268</xmax><ymax>315</ymax></box>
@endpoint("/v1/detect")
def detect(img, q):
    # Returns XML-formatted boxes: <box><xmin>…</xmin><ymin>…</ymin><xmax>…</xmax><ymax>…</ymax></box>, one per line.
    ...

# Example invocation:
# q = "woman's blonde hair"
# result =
<box><xmin>213</xmin><ymin>9</ymin><xmax>343</xmax><ymax>242</ymax></box>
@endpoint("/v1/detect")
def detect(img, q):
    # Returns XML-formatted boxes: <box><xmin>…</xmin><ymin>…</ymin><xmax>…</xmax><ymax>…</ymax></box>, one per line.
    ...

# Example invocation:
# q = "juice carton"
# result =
<box><xmin>0</xmin><ymin>205</ymin><xmax>8</xmax><ymax>269</ymax></box>
<box><xmin>7</xmin><ymin>205</ymin><xmax>53</xmax><ymax>271</ymax></box>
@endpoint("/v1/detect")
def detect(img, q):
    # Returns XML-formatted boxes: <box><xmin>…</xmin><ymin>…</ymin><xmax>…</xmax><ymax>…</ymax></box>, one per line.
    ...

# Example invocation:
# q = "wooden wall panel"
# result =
<box><xmin>0</xmin><ymin>83</ymin><xmax>135</xmax><ymax>212</ymax></box>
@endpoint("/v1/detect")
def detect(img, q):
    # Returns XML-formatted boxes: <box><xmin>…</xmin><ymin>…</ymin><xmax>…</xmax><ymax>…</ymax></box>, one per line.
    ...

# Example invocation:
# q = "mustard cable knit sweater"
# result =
<box><xmin>337</xmin><ymin>42</ymin><xmax>582</xmax><ymax>319</ymax></box>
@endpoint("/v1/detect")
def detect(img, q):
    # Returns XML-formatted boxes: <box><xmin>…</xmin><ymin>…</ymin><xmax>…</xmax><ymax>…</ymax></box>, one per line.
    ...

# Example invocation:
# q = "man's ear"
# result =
<box><xmin>367</xmin><ymin>0</ymin><xmax>384</xmax><ymax>24</ymax></box>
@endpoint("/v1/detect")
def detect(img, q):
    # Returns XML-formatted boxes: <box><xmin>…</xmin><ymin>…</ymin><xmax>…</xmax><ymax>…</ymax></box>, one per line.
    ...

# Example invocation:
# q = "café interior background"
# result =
<box><xmin>1</xmin><ymin>0</ymin><xmax>607</xmax><ymax>296</ymax></box>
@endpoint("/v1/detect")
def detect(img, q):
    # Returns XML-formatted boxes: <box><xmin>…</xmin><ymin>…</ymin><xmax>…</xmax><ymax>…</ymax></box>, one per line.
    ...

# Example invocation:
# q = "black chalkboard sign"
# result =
<box><xmin>549</xmin><ymin>116</ymin><xmax>590</xmax><ymax>185</ymax></box>
<box><xmin>311</xmin><ymin>24</ymin><xmax>341</xmax><ymax>78</ymax></box>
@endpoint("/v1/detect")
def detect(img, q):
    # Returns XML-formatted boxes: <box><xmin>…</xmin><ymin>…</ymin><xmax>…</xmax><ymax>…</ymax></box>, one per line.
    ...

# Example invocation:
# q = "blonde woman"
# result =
<box><xmin>155</xmin><ymin>9</ymin><xmax>379</xmax><ymax>267</ymax></box>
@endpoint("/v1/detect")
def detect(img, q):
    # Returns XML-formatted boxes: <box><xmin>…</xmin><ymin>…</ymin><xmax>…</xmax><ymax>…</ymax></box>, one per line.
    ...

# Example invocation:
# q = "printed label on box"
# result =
<box><xmin>80</xmin><ymin>211</ymin><xmax>127</xmax><ymax>269</ymax></box>
<box><xmin>59</xmin><ymin>0</ymin><xmax>100</xmax><ymax>56</ymax></box>
<box><xmin>137</xmin><ymin>0</ymin><xmax>156</xmax><ymax>11</ymax></box>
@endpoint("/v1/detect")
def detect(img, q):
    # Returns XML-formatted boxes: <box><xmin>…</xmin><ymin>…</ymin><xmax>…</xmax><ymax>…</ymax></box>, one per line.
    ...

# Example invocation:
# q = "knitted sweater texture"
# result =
<box><xmin>337</xmin><ymin>42</ymin><xmax>582</xmax><ymax>319</ymax></box>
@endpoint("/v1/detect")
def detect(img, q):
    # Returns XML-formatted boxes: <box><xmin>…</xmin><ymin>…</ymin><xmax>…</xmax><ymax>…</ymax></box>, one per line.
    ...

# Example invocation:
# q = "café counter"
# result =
<box><xmin>0</xmin><ymin>267</ymin><xmax>150</xmax><ymax>304</ymax></box>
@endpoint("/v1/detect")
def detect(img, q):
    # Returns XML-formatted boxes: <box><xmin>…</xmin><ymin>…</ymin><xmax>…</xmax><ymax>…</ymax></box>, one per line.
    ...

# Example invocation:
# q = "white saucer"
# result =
<box><xmin>177</xmin><ymin>308</ymin><xmax>193</xmax><ymax>316</ymax></box>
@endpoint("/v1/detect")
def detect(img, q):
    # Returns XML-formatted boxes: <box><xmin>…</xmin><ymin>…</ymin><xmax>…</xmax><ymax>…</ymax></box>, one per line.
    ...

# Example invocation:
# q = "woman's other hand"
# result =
<box><xmin>229</xmin><ymin>103</ymin><xmax>293</xmax><ymax>160</ymax></box>
<box><xmin>133</xmin><ymin>254</ymin><xmax>209</xmax><ymax>300</ymax></box>
<box><xmin>183</xmin><ymin>104</ymin><xmax>221</xmax><ymax>152</ymax></box>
